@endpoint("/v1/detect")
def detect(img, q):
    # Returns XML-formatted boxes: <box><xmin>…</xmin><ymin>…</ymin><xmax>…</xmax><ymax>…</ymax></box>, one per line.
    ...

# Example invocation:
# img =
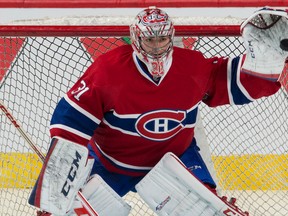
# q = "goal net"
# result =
<box><xmin>1</xmin><ymin>8</ymin><xmax>288</xmax><ymax>216</ymax></box>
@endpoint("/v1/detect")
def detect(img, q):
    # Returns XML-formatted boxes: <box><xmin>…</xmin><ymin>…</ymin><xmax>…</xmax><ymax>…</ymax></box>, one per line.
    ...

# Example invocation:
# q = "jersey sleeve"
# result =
<box><xmin>203</xmin><ymin>55</ymin><xmax>281</xmax><ymax>107</ymax></box>
<box><xmin>50</xmin><ymin>61</ymin><xmax>105</xmax><ymax>146</ymax></box>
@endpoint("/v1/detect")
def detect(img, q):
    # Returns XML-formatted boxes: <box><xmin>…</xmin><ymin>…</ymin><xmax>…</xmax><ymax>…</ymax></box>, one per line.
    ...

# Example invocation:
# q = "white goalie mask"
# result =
<box><xmin>130</xmin><ymin>7</ymin><xmax>175</xmax><ymax>79</ymax></box>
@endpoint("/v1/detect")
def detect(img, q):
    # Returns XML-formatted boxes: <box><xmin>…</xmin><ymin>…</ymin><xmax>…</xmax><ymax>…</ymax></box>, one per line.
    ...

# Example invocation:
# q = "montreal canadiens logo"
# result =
<box><xmin>136</xmin><ymin>110</ymin><xmax>186</xmax><ymax>141</ymax></box>
<box><xmin>142</xmin><ymin>11</ymin><xmax>167</xmax><ymax>24</ymax></box>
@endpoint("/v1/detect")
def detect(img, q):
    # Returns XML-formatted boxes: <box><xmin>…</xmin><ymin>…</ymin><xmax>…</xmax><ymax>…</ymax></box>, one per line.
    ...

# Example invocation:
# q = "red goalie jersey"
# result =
<box><xmin>50</xmin><ymin>45</ymin><xmax>280</xmax><ymax>176</ymax></box>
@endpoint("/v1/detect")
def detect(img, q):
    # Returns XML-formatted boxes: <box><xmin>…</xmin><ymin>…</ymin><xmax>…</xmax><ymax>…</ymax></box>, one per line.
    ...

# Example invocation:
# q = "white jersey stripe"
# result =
<box><xmin>96</xmin><ymin>142</ymin><xmax>153</xmax><ymax>170</ymax></box>
<box><xmin>50</xmin><ymin>124</ymin><xmax>91</xmax><ymax>140</ymax></box>
<box><xmin>64</xmin><ymin>94</ymin><xmax>101</xmax><ymax>125</ymax></box>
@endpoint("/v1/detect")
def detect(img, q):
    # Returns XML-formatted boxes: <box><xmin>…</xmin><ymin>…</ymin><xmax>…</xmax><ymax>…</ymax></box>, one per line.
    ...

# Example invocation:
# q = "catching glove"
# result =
<box><xmin>241</xmin><ymin>7</ymin><xmax>288</xmax><ymax>81</ymax></box>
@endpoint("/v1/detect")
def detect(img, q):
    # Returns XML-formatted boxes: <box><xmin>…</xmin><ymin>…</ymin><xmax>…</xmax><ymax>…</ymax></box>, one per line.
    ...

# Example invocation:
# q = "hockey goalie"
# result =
<box><xmin>28</xmin><ymin>6</ymin><xmax>287</xmax><ymax>216</ymax></box>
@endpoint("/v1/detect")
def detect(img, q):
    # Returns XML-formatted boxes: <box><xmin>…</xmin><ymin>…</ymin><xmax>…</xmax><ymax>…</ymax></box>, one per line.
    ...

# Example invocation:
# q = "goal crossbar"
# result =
<box><xmin>0</xmin><ymin>25</ymin><xmax>241</xmax><ymax>37</ymax></box>
<box><xmin>0</xmin><ymin>22</ymin><xmax>287</xmax><ymax>216</ymax></box>
<box><xmin>0</xmin><ymin>0</ymin><xmax>286</xmax><ymax>8</ymax></box>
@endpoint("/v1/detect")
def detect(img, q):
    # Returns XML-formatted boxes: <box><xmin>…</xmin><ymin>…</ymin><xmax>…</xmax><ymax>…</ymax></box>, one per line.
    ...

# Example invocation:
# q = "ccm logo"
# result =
<box><xmin>0</xmin><ymin>105</ymin><xmax>20</xmax><ymax>128</ymax></box>
<box><xmin>61</xmin><ymin>151</ymin><xmax>82</xmax><ymax>196</ymax></box>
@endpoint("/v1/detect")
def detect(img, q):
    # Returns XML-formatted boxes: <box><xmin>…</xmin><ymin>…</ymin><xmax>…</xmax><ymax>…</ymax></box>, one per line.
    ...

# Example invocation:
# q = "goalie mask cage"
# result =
<box><xmin>0</xmin><ymin>3</ymin><xmax>288</xmax><ymax>216</ymax></box>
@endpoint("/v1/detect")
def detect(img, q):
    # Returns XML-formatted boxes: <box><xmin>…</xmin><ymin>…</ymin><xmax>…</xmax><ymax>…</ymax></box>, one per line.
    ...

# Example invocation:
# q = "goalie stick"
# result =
<box><xmin>280</xmin><ymin>39</ymin><xmax>288</xmax><ymax>94</ymax></box>
<box><xmin>0</xmin><ymin>100</ymin><xmax>99</xmax><ymax>216</ymax></box>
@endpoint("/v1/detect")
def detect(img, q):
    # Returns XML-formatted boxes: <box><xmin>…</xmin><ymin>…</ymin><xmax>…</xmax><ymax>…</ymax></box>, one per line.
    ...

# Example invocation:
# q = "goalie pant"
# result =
<box><xmin>87</xmin><ymin>138</ymin><xmax>218</xmax><ymax>197</ymax></box>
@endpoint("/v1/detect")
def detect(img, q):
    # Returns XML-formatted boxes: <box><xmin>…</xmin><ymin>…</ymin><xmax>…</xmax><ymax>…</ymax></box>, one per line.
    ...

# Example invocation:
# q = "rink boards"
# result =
<box><xmin>0</xmin><ymin>152</ymin><xmax>287</xmax><ymax>190</ymax></box>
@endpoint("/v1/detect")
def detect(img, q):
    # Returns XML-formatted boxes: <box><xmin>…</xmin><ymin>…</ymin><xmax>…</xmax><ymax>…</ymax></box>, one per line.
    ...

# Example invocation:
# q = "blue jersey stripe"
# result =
<box><xmin>230</xmin><ymin>57</ymin><xmax>252</xmax><ymax>105</ymax></box>
<box><xmin>104</xmin><ymin>107</ymin><xmax>198</xmax><ymax>135</ymax></box>
<box><xmin>50</xmin><ymin>97</ymin><xmax>98</xmax><ymax>137</ymax></box>
<box><xmin>104</xmin><ymin>111</ymin><xmax>138</xmax><ymax>133</ymax></box>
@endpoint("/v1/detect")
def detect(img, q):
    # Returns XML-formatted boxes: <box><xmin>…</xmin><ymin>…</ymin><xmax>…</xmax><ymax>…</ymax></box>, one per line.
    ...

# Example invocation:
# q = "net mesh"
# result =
<box><xmin>0</xmin><ymin>26</ymin><xmax>287</xmax><ymax>216</ymax></box>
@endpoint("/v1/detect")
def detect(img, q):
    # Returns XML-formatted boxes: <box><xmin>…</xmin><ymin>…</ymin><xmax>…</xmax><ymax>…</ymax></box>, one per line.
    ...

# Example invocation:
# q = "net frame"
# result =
<box><xmin>0</xmin><ymin>0</ymin><xmax>285</xmax><ymax>8</ymax></box>
<box><xmin>0</xmin><ymin>1</ymin><xmax>287</xmax><ymax>214</ymax></box>
<box><xmin>0</xmin><ymin>23</ymin><xmax>287</xmax><ymax>216</ymax></box>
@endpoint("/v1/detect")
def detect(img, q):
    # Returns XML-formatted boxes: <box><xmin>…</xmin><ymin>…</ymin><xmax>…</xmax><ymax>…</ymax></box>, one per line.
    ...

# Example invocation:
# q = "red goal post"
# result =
<box><xmin>0</xmin><ymin>0</ymin><xmax>286</xmax><ymax>7</ymax></box>
<box><xmin>0</xmin><ymin>1</ymin><xmax>287</xmax><ymax>216</ymax></box>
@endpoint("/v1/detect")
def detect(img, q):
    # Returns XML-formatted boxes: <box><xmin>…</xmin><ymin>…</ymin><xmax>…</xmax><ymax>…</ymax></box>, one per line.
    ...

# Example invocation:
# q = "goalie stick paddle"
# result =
<box><xmin>0</xmin><ymin>100</ymin><xmax>99</xmax><ymax>216</ymax></box>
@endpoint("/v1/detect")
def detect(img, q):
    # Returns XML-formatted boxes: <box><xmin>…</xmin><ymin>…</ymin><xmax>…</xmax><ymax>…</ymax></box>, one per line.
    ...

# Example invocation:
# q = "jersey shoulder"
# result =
<box><xmin>79</xmin><ymin>45</ymin><xmax>136</xmax><ymax>90</ymax></box>
<box><xmin>87</xmin><ymin>45</ymin><xmax>133</xmax><ymax>78</ymax></box>
<box><xmin>98</xmin><ymin>45</ymin><xmax>133</xmax><ymax>63</ymax></box>
<box><xmin>173</xmin><ymin>46</ymin><xmax>228</xmax><ymax>69</ymax></box>
<box><xmin>173</xmin><ymin>46</ymin><xmax>204</xmax><ymax>57</ymax></box>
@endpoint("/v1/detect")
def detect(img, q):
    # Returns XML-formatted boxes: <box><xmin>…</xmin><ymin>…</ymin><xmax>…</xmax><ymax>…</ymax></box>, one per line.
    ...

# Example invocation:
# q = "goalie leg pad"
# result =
<box><xmin>28</xmin><ymin>138</ymin><xmax>93</xmax><ymax>215</ymax></box>
<box><xmin>135</xmin><ymin>152</ymin><xmax>248</xmax><ymax>216</ymax></box>
<box><xmin>67</xmin><ymin>174</ymin><xmax>131</xmax><ymax>216</ymax></box>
